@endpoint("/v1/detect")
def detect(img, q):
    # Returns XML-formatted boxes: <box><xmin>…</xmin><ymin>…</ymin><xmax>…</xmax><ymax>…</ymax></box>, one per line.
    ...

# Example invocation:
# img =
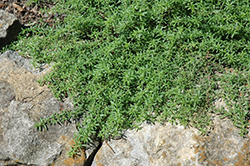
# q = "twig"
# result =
<box><xmin>103</xmin><ymin>138</ymin><xmax>115</xmax><ymax>154</ymax></box>
<box><xmin>21</xmin><ymin>89</ymin><xmax>51</xmax><ymax>103</ymax></box>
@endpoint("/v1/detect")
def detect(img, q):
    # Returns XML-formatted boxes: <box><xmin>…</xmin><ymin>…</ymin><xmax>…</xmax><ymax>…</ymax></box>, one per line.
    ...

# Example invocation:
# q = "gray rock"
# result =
<box><xmin>0</xmin><ymin>50</ymin><xmax>50</xmax><ymax>75</ymax></box>
<box><xmin>0</xmin><ymin>50</ymin><xmax>90</xmax><ymax>166</ymax></box>
<box><xmin>0</xmin><ymin>101</ymin><xmax>62</xmax><ymax>165</ymax></box>
<box><xmin>92</xmin><ymin>116</ymin><xmax>250</xmax><ymax>166</ymax></box>
<box><xmin>0</xmin><ymin>10</ymin><xmax>21</xmax><ymax>49</ymax></box>
<box><xmin>0</xmin><ymin>80</ymin><xmax>15</xmax><ymax>110</ymax></box>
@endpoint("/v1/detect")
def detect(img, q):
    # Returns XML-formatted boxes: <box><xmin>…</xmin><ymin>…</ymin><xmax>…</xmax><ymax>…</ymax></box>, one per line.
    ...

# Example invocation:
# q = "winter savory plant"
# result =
<box><xmin>3</xmin><ymin>0</ymin><xmax>250</xmax><ymax>156</ymax></box>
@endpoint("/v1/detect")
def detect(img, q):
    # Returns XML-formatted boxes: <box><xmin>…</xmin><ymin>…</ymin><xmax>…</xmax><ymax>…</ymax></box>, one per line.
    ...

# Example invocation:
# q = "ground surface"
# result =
<box><xmin>1</xmin><ymin>0</ymin><xmax>64</xmax><ymax>27</ymax></box>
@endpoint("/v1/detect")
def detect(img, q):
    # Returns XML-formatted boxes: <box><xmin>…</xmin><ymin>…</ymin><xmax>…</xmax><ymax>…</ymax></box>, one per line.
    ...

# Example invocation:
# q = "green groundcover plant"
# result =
<box><xmin>2</xmin><ymin>0</ymin><xmax>250</xmax><ymax>156</ymax></box>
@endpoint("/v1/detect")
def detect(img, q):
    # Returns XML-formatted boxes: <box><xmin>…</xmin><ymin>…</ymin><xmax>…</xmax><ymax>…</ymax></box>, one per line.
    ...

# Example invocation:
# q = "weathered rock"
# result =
<box><xmin>92</xmin><ymin>116</ymin><xmax>250</xmax><ymax>166</ymax></box>
<box><xmin>0</xmin><ymin>80</ymin><xmax>15</xmax><ymax>110</ymax></box>
<box><xmin>0</xmin><ymin>50</ymin><xmax>51</xmax><ymax>75</ymax></box>
<box><xmin>0</xmin><ymin>50</ymin><xmax>91</xmax><ymax>166</ymax></box>
<box><xmin>0</xmin><ymin>10</ymin><xmax>21</xmax><ymax>49</ymax></box>
<box><xmin>0</xmin><ymin>101</ymin><xmax>62</xmax><ymax>165</ymax></box>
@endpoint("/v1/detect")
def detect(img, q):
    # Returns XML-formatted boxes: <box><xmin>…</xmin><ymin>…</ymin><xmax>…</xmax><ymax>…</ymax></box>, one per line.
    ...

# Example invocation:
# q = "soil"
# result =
<box><xmin>0</xmin><ymin>0</ymin><xmax>65</xmax><ymax>27</ymax></box>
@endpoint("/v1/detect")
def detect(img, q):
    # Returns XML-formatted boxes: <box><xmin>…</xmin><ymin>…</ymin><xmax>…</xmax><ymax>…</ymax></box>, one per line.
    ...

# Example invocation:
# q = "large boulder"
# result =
<box><xmin>0</xmin><ymin>50</ymin><xmax>98</xmax><ymax>166</ymax></box>
<box><xmin>0</xmin><ymin>10</ymin><xmax>21</xmax><ymax>49</ymax></box>
<box><xmin>92</xmin><ymin>116</ymin><xmax>250</xmax><ymax>165</ymax></box>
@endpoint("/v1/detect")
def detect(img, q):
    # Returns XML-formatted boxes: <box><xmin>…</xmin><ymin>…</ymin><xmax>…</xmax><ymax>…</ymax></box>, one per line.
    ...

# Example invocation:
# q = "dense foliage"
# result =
<box><xmin>3</xmin><ymin>0</ymin><xmax>250</xmax><ymax>156</ymax></box>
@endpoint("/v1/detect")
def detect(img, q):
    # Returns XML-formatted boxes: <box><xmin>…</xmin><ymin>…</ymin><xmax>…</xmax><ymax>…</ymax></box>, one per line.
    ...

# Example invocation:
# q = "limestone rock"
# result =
<box><xmin>0</xmin><ymin>50</ymin><xmax>49</xmax><ymax>75</ymax></box>
<box><xmin>92</xmin><ymin>116</ymin><xmax>250</xmax><ymax>166</ymax></box>
<box><xmin>0</xmin><ymin>50</ymin><xmax>89</xmax><ymax>166</ymax></box>
<box><xmin>0</xmin><ymin>80</ymin><xmax>15</xmax><ymax>110</ymax></box>
<box><xmin>0</xmin><ymin>101</ymin><xmax>62</xmax><ymax>165</ymax></box>
<box><xmin>0</xmin><ymin>10</ymin><xmax>21</xmax><ymax>49</ymax></box>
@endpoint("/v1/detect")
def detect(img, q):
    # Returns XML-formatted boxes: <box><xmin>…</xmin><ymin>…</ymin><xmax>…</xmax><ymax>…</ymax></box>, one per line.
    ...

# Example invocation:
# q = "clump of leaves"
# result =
<box><xmin>5</xmin><ymin>0</ymin><xmax>250</xmax><ymax>156</ymax></box>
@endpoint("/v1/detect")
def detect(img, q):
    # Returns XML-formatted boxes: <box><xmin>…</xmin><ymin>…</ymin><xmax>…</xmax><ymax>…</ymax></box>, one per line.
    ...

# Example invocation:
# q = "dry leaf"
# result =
<box><xmin>12</xmin><ymin>3</ymin><xmax>25</xmax><ymax>12</ymax></box>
